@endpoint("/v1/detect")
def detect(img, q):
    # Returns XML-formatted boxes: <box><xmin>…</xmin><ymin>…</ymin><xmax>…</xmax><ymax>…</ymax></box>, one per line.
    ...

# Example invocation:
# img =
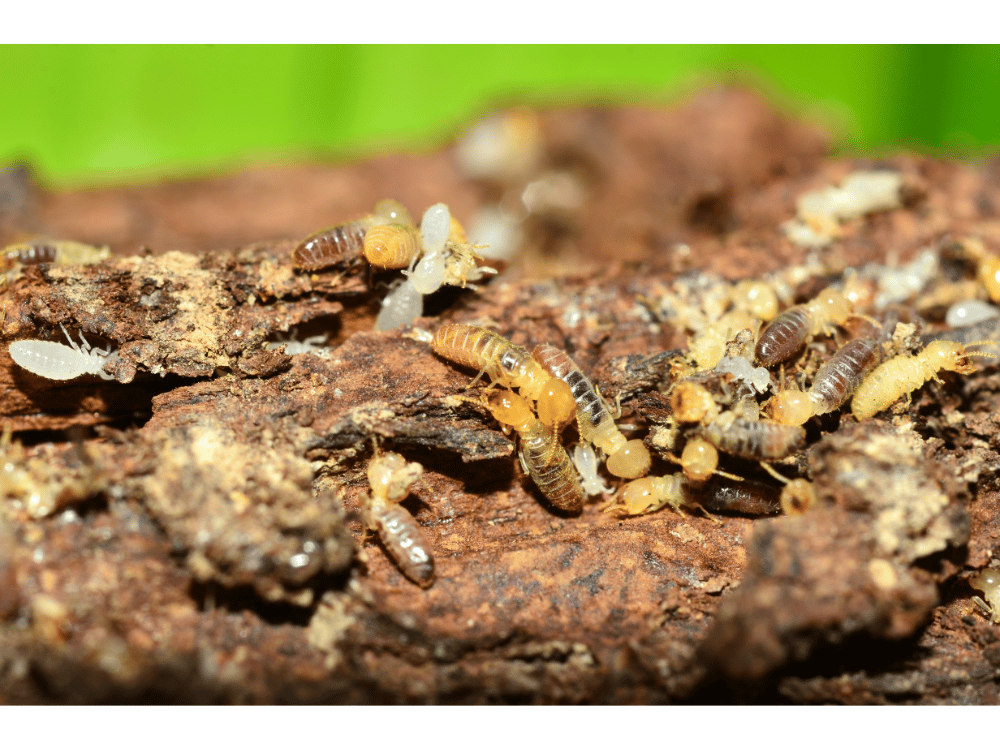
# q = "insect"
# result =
<box><xmin>532</xmin><ymin>343</ymin><xmax>651</xmax><ymax>479</ymax></box>
<box><xmin>406</xmin><ymin>205</ymin><xmax>496</xmax><ymax>294</ymax></box>
<box><xmin>730</xmin><ymin>279</ymin><xmax>779</xmax><ymax>321</ymax></box>
<box><xmin>700</xmin><ymin>411</ymin><xmax>805</xmax><ymax>462</ymax></box>
<box><xmin>851</xmin><ymin>339</ymin><xmax>997</xmax><ymax>420</ymax></box>
<box><xmin>9</xmin><ymin>323</ymin><xmax>117</xmax><ymax>381</ymax></box>
<box><xmin>971</xmin><ymin>567</ymin><xmax>1000</xmax><ymax>624</ymax></box>
<box><xmin>572</xmin><ymin>443</ymin><xmax>613</xmax><ymax>496</ymax></box>
<box><xmin>293</xmin><ymin>199</ymin><xmax>413</xmax><ymax>271</ymax></box>
<box><xmin>374</xmin><ymin>278</ymin><xmax>424</xmax><ymax>333</ymax></box>
<box><xmin>432</xmin><ymin>324</ymin><xmax>575</xmax><ymax>430</ymax></box>
<box><xmin>688</xmin><ymin>310</ymin><xmax>756</xmax><ymax>371</ymax></box>
<box><xmin>363</xmin><ymin>223</ymin><xmax>423</xmax><ymax>270</ymax></box>
<box><xmin>485</xmin><ymin>389</ymin><xmax>585</xmax><ymax>513</ymax></box>
<box><xmin>604</xmin><ymin>473</ymin><xmax>686</xmax><ymax>517</ymax></box>
<box><xmin>364</xmin><ymin>450</ymin><xmax>434</xmax><ymax>587</ymax></box>
<box><xmin>755</xmin><ymin>287</ymin><xmax>853</xmax><ymax>367</ymax></box>
<box><xmin>765</xmin><ymin>337</ymin><xmax>883</xmax><ymax>425</ymax></box>
<box><xmin>2</xmin><ymin>239</ymin><xmax>110</xmax><ymax>269</ymax></box>
<box><xmin>266</xmin><ymin>328</ymin><xmax>329</xmax><ymax>355</ymax></box>
<box><xmin>700</xmin><ymin>477</ymin><xmax>782</xmax><ymax>516</ymax></box>
<box><xmin>293</xmin><ymin>220</ymin><xmax>370</xmax><ymax>271</ymax></box>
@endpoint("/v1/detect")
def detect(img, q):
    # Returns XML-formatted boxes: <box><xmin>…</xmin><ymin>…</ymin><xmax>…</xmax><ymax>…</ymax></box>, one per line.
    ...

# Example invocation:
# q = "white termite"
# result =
<box><xmin>9</xmin><ymin>323</ymin><xmax>117</xmax><ymax>380</ymax></box>
<box><xmin>266</xmin><ymin>328</ymin><xmax>329</xmax><ymax>355</ymax></box>
<box><xmin>375</xmin><ymin>278</ymin><xmax>424</xmax><ymax>332</ymax></box>
<box><xmin>572</xmin><ymin>443</ymin><xmax>612</xmax><ymax>497</ymax></box>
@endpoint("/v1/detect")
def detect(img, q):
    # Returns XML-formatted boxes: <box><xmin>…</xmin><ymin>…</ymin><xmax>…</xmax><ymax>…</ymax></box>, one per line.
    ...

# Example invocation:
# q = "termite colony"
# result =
<box><xmin>415</xmin><ymin>209</ymin><xmax>1000</xmax><ymax>547</ymax></box>
<box><xmin>292</xmin><ymin>199</ymin><xmax>499</xmax><ymax>332</ymax></box>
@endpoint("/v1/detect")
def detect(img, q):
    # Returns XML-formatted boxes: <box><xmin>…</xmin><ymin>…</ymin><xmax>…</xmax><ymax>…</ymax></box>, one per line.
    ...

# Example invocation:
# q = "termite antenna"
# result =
<box><xmin>759</xmin><ymin>462</ymin><xmax>791</xmax><ymax>484</ymax></box>
<box><xmin>963</xmin><ymin>340</ymin><xmax>999</xmax><ymax>357</ymax></box>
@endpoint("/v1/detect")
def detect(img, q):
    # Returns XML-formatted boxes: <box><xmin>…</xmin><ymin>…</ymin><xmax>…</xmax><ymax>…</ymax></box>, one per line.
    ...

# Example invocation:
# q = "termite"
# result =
<box><xmin>294</xmin><ymin>199</ymin><xmax>413</xmax><ymax>271</ymax></box>
<box><xmin>9</xmin><ymin>323</ymin><xmax>117</xmax><ymax>381</ymax></box>
<box><xmin>971</xmin><ymin>567</ymin><xmax>1000</xmax><ymax>624</ymax></box>
<box><xmin>730</xmin><ymin>279</ymin><xmax>779</xmax><ymax>321</ymax></box>
<box><xmin>755</xmin><ymin>287</ymin><xmax>853</xmax><ymax>367</ymax></box>
<box><xmin>765</xmin><ymin>337</ymin><xmax>883</xmax><ymax>425</ymax></box>
<box><xmin>485</xmin><ymin>389</ymin><xmax>585</xmax><ymax>513</ymax></box>
<box><xmin>688</xmin><ymin>310</ymin><xmax>756</xmax><ymax>371</ymax></box>
<box><xmin>851</xmin><ymin>339</ymin><xmax>997</xmax><ymax>420</ymax></box>
<box><xmin>666</xmin><ymin>382</ymin><xmax>742</xmax><ymax>483</ymax></box>
<box><xmin>604</xmin><ymin>473</ymin><xmax>686</xmax><ymax>517</ymax></box>
<box><xmin>532</xmin><ymin>343</ymin><xmax>651</xmax><ymax>479</ymax></box>
<box><xmin>432</xmin><ymin>324</ymin><xmax>575</xmax><ymax>430</ymax></box>
<box><xmin>294</xmin><ymin>220</ymin><xmax>371</xmax><ymax>271</ymax></box>
<box><xmin>700</xmin><ymin>477</ymin><xmax>782</xmax><ymax>516</ymax></box>
<box><xmin>364</xmin><ymin>450</ymin><xmax>434</xmax><ymax>587</ymax></box>
<box><xmin>572</xmin><ymin>443</ymin><xmax>613</xmax><ymax>496</ymax></box>
<box><xmin>700</xmin><ymin>411</ymin><xmax>805</xmax><ymax>462</ymax></box>
<box><xmin>2</xmin><ymin>239</ymin><xmax>110</xmax><ymax>269</ymax></box>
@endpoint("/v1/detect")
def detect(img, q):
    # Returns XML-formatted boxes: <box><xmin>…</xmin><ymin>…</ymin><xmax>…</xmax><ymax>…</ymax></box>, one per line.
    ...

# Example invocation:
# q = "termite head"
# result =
<box><xmin>367</xmin><ymin>452</ymin><xmax>422</xmax><ymax>503</ymax></box>
<box><xmin>679</xmin><ymin>437</ymin><xmax>718</xmax><ymax>483</ymax></box>
<box><xmin>670</xmin><ymin>381</ymin><xmax>718</xmax><ymax>424</ymax></box>
<box><xmin>925</xmin><ymin>339</ymin><xmax>997</xmax><ymax>375</ymax></box>
<box><xmin>485</xmin><ymin>389</ymin><xmax>534</xmax><ymax>431</ymax></box>
<box><xmin>535</xmin><ymin>378</ymin><xmax>576</xmax><ymax>432</ymax></box>
<box><xmin>731</xmin><ymin>280</ymin><xmax>778</xmax><ymax>321</ymax></box>
<box><xmin>814</xmin><ymin>288</ymin><xmax>853</xmax><ymax>326</ymax></box>
<box><xmin>779</xmin><ymin>478</ymin><xmax>817</xmax><ymax>516</ymax></box>
<box><xmin>606</xmin><ymin>439</ymin><xmax>652</xmax><ymax>479</ymax></box>
<box><xmin>764</xmin><ymin>388</ymin><xmax>813</xmax><ymax>426</ymax></box>
<box><xmin>373</xmin><ymin>199</ymin><xmax>413</xmax><ymax>226</ymax></box>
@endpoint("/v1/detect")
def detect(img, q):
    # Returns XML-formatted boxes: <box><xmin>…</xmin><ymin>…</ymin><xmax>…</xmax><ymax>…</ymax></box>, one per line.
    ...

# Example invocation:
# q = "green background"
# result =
<box><xmin>3</xmin><ymin>45</ymin><xmax>999</xmax><ymax>188</ymax></box>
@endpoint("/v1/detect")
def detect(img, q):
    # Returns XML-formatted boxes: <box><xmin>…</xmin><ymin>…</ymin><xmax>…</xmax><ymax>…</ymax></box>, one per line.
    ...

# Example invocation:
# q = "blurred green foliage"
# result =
<box><xmin>2</xmin><ymin>45</ymin><xmax>999</xmax><ymax>187</ymax></box>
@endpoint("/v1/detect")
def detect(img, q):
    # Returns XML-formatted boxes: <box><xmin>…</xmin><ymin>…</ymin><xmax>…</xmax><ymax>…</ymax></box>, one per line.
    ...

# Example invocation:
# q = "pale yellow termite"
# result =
<box><xmin>485</xmin><ymin>389</ymin><xmax>585</xmax><ymax>513</ymax></box>
<box><xmin>688</xmin><ymin>310</ymin><xmax>757</xmax><ymax>371</ymax></box>
<box><xmin>851</xmin><ymin>339</ymin><xmax>997</xmax><ymax>420</ymax></box>
<box><xmin>604</xmin><ymin>474</ymin><xmax>687</xmax><ymax>517</ymax></box>
<box><xmin>432</xmin><ymin>324</ymin><xmax>575</xmax><ymax>430</ymax></box>
<box><xmin>364</xmin><ymin>450</ymin><xmax>434</xmax><ymax>588</ymax></box>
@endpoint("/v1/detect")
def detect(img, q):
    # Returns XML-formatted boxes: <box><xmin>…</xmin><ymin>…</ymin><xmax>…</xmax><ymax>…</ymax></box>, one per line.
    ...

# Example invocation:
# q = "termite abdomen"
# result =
<box><xmin>4</xmin><ymin>241</ymin><xmax>58</xmax><ymax>266</ymax></box>
<box><xmin>520</xmin><ymin>423</ymin><xmax>585</xmax><ymax>512</ymax></box>
<box><xmin>699</xmin><ymin>478</ymin><xmax>781</xmax><ymax>516</ymax></box>
<box><xmin>294</xmin><ymin>220</ymin><xmax>368</xmax><ymax>270</ymax></box>
<box><xmin>702</xmin><ymin>417</ymin><xmax>805</xmax><ymax>461</ymax></box>
<box><xmin>755</xmin><ymin>305</ymin><xmax>811</xmax><ymax>367</ymax></box>
<box><xmin>808</xmin><ymin>337</ymin><xmax>882</xmax><ymax>415</ymax></box>
<box><xmin>374</xmin><ymin>504</ymin><xmax>434</xmax><ymax>587</ymax></box>
<box><xmin>432</xmin><ymin>324</ymin><xmax>509</xmax><ymax>383</ymax></box>
<box><xmin>363</xmin><ymin>223</ymin><xmax>422</xmax><ymax>269</ymax></box>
